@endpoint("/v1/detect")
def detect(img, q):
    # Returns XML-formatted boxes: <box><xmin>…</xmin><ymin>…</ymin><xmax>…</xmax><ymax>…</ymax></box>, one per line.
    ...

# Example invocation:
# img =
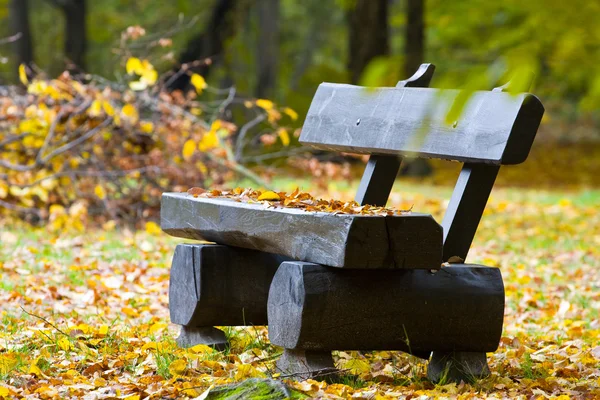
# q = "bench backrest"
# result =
<box><xmin>299</xmin><ymin>64</ymin><xmax>545</xmax><ymax>264</ymax></box>
<box><xmin>299</xmin><ymin>83</ymin><xmax>544</xmax><ymax>165</ymax></box>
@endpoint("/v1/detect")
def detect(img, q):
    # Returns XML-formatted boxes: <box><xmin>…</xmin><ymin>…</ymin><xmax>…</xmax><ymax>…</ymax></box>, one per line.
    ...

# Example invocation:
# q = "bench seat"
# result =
<box><xmin>161</xmin><ymin>192</ymin><xmax>442</xmax><ymax>269</ymax></box>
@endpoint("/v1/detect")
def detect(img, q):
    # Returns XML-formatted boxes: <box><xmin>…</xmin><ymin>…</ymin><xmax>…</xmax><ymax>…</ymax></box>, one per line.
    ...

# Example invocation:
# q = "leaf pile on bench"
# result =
<box><xmin>185</xmin><ymin>186</ymin><xmax>413</xmax><ymax>216</ymax></box>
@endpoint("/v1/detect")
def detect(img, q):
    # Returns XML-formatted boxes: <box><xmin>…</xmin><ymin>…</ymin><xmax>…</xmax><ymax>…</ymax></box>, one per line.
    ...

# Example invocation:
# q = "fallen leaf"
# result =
<box><xmin>257</xmin><ymin>190</ymin><xmax>280</xmax><ymax>201</ymax></box>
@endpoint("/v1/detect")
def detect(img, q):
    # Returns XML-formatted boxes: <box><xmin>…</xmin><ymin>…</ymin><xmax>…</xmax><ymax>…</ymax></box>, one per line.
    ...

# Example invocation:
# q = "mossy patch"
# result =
<box><xmin>206</xmin><ymin>378</ymin><xmax>307</xmax><ymax>400</ymax></box>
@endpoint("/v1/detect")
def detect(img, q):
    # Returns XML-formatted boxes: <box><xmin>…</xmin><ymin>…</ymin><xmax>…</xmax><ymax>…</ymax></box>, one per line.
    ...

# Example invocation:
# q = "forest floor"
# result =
<box><xmin>0</xmin><ymin>175</ymin><xmax>599</xmax><ymax>399</ymax></box>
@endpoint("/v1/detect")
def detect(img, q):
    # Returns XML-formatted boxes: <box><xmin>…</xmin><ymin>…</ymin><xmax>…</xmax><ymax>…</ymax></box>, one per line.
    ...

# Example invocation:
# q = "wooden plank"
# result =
<box><xmin>169</xmin><ymin>243</ymin><xmax>289</xmax><ymax>327</ymax></box>
<box><xmin>300</xmin><ymin>84</ymin><xmax>544</xmax><ymax>165</ymax></box>
<box><xmin>267</xmin><ymin>262</ymin><xmax>504</xmax><ymax>353</ymax></box>
<box><xmin>161</xmin><ymin>193</ymin><xmax>443</xmax><ymax>269</ymax></box>
<box><xmin>355</xmin><ymin>63</ymin><xmax>435</xmax><ymax>207</ymax></box>
<box><xmin>354</xmin><ymin>154</ymin><xmax>402</xmax><ymax>206</ymax></box>
<box><xmin>442</xmin><ymin>164</ymin><xmax>499</xmax><ymax>262</ymax></box>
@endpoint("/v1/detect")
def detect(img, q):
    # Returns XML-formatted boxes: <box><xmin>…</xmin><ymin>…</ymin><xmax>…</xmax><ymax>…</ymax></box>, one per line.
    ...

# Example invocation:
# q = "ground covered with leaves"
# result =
<box><xmin>0</xmin><ymin>180</ymin><xmax>599</xmax><ymax>399</ymax></box>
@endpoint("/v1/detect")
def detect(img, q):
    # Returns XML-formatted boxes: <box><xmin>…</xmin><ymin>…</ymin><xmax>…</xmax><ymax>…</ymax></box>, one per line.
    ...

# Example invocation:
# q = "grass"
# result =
<box><xmin>0</xmin><ymin>179</ymin><xmax>598</xmax><ymax>398</ymax></box>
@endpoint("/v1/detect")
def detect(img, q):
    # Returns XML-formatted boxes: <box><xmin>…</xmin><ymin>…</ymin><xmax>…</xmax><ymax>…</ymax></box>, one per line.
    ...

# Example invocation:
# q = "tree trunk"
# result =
<box><xmin>347</xmin><ymin>0</ymin><xmax>389</xmax><ymax>84</ymax></box>
<box><xmin>62</xmin><ymin>0</ymin><xmax>87</xmax><ymax>71</ymax></box>
<box><xmin>9</xmin><ymin>0</ymin><xmax>34</xmax><ymax>69</ymax></box>
<box><xmin>256</xmin><ymin>0</ymin><xmax>279</xmax><ymax>99</ymax></box>
<box><xmin>170</xmin><ymin>0</ymin><xmax>238</xmax><ymax>91</ymax></box>
<box><xmin>401</xmin><ymin>0</ymin><xmax>431</xmax><ymax>177</ymax></box>
<box><xmin>405</xmin><ymin>0</ymin><xmax>425</xmax><ymax>78</ymax></box>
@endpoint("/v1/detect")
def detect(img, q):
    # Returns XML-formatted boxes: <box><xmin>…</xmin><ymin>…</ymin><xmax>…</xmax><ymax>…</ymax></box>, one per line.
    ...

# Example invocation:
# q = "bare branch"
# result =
<box><xmin>0</xmin><ymin>32</ymin><xmax>23</xmax><ymax>46</ymax></box>
<box><xmin>234</xmin><ymin>114</ymin><xmax>266</xmax><ymax>162</ymax></box>
<box><xmin>41</xmin><ymin>118</ymin><xmax>112</xmax><ymax>163</ymax></box>
<box><xmin>0</xmin><ymin>199</ymin><xmax>42</xmax><ymax>216</ymax></box>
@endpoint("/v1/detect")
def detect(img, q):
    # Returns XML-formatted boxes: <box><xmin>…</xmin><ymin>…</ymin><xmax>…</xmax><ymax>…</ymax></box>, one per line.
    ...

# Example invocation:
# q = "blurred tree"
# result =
<box><xmin>170</xmin><ymin>0</ymin><xmax>239</xmax><ymax>91</ymax></box>
<box><xmin>43</xmin><ymin>0</ymin><xmax>87</xmax><ymax>70</ymax></box>
<box><xmin>9</xmin><ymin>0</ymin><xmax>33</xmax><ymax>68</ymax></box>
<box><xmin>347</xmin><ymin>0</ymin><xmax>389</xmax><ymax>84</ymax></box>
<box><xmin>256</xmin><ymin>0</ymin><xmax>279</xmax><ymax>99</ymax></box>
<box><xmin>404</xmin><ymin>0</ymin><xmax>424</xmax><ymax>78</ymax></box>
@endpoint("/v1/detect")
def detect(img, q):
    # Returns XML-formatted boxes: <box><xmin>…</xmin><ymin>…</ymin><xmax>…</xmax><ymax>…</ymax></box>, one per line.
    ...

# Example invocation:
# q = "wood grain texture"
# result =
<box><xmin>299</xmin><ymin>84</ymin><xmax>544</xmax><ymax>165</ymax></box>
<box><xmin>355</xmin><ymin>64</ymin><xmax>435</xmax><ymax>207</ymax></box>
<box><xmin>267</xmin><ymin>262</ymin><xmax>504</xmax><ymax>353</ymax></box>
<box><xmin>169</xmin><ymin>243</ymin><xmax>289</xmax><ymax>327</ymax></box>
<box><xmin>161</xmin><ymin>193</ymin><xmax>443</xmax><ymax>269</ymax></box>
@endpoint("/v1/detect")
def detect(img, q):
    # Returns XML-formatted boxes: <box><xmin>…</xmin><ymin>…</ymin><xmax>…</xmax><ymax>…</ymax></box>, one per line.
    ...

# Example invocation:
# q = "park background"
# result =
<box><xmin>0</xmin><ymin>0</ymin><xmax>599</xmax><ymax>399</ymax></box>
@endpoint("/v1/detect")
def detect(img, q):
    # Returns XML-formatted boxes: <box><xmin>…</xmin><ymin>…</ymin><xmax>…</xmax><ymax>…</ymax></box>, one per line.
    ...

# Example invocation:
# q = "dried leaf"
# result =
<box><xmin>257</xmin><ymin>190</ymin><xmax>280</xmax><ymax>201</ymax></box>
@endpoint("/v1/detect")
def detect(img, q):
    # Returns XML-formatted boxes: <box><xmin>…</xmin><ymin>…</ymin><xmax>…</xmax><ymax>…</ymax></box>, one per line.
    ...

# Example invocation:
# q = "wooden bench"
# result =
<box><xmin>161</xmin><ymin>63</ymin><xmax>545</xmax><ymax>382</ymax></box>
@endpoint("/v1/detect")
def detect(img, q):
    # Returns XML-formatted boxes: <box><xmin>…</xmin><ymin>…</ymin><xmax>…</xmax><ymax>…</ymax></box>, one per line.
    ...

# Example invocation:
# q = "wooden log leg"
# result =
<box><xmin>169</xmin><ymin>243</ymin><xmax>290</xmax><ymax>348</ymax></box>
<box><xmin>427</xmin><ymin>351</ymin><xmax>490</xmax><ymax>383</ymax></box>
<box><xmin>268</xmin><ymin>262</ymin><xmax>504</xmax><ymax>353</ymax></box>
<box><xmin>176</xmin><ymin>326</ymin><xmax>227</xmax><ymax>351</ymax></box>
<box><xmin>276</xmin><ymin>349</ymin><xmax>338</xmax><ymax>381</ymax></box>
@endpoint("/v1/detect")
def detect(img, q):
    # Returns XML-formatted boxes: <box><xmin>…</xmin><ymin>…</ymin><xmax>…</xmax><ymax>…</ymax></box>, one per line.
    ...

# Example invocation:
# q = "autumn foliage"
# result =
<box><xmin>0</xmin><ymin>56</ymin><xmax>297</xmax><ymax>230</ymax></box>
<box><xmin>186</xmin><ymin>186</ymin><xmax>412</xmax><ymax>216</ymax></box>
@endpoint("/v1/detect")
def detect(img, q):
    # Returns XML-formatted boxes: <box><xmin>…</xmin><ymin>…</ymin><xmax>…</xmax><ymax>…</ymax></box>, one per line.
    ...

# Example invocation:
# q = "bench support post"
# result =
<box><xmin>169</xmin><ymin>243</ymin><xmax>288</xmax><ymax>348</ymax></box>
<box><xmin>355</xmin><ymin>63</ymin><xmax>435</xmax><ymax>207</ymax></box>
<box><xmin>276</xmin><ymin>349</ymin><xmax>337</xmax><ymax>381</ymax></box>
<box><xmin>442</xmin><ymin>163</ymin><xmax>499</xmax><ymax>262</ymax></box>
<box><xmin>176</xmin><ymin>326</ymin><xmax>228</xmax><ymax>350</ymax></box>
<box><xmin>427</xmin><ymin>351</ymin><xmax>491</xmax><ymax>383</ymax></box>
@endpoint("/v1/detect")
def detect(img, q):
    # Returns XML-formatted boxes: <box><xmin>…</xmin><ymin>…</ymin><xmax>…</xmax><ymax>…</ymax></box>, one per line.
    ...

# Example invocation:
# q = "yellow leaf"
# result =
<box><xmin>210</xmin><ymin>119</ymin><xmax>222</xmax><ymax>132</ymax></box>
<box><xmin>29</xmin><ymin>363</ymin><xmax>43</xmax><ymax>377</ymax></box>
<box><xmin>344</xmin><ymin>358</ymin><xmax>370</xmax><ymax>374</ymax></box>
<box><xmin>0</xmin><ymin>386</ymin><xmax>9</xmax><ymax>397</ymax></box>
<box><xmin>283</xmin><ymin>107</ymin><xmax>299</xmax><ymax>121</ymax></box>
<box><xmin>129</xmin><ymin>80</ymin><xmax>148</xmax><ymax>91</ymax></box>
<box><xmin>256</xmin><ymin>99</ymin><xmax>274</xmax><ymax>110</ymax></box>
<box><xmin>49</xmin><ymin>204</ymin><xmax>66</xmax><ymax>215</ymax></box>
<box><xmin>19</xmin><ymin>64</ymin><xmax>28</xmax><ymax>85</ymax></box>
<box><xmin>235</xmin><ymin>363</ymin><xmax>265</xmax><ymax>380</ymax></box>
<box><xmin>196</xmin><ymin>161</ymin><xmax>208</xmax><ymax>175</ymax></box>
<box><xmin>141</xmin><ymin>342</ymin><xmax>158</xmax><ymax>351</ymax></box>
<box><xmin>89</xmin><ymin>100</ymin><xmax>103</xmax><ymax>117</ymax></box>
<box><xmin>148</xmin><ymin>322</ymin><xmax>167</xmax><ymax>334</ymax></box>
<box><xmin>145</xmin><ymin>221</ymin><xmax>161</xmax><ymax>235</ymax></box>
<box><xmin>123</xmin><ymin>395</ymin><xmax>140</xmax><ymax>400</ymax></box>
<box><xmin>140</xmin><ymin>121</ymin><xmax>154</xmax><ymax>133</ymax></box>
<box><xmin>102</xmin><ymin>101</ymin><xmax>115</xmax><ymax>116</ymax></box>
<box><xmin>278</xmin><ymin>128</ymin><xmax>290</xmax><ymax>146</ymax></box>
<box><xmin>98</xmin><ymin>325</ymin><xmax>109</xmax><ymax>336</ymax></box>
<box><xmin>126</xmin><ymin>57</ymin><xmax>142</xmax><ymax>75</ymax></box>
<box><xmin>93</xmin><ymin>377</ymin><xmax>107</xmax><ymax>387</ymax></box>
<box><xmin>28</xmin><ymin>80</ymin><xmax>48</xmax><ymax>95</ymax></box>
<box><xmin>198</xmin><ymin>131</ymin><xmax>219</xmax><ymax>152</ymax></box>
<box><xmin>57</xmin><ymin>337</ymin><xmax>71</xmax><ymax>352</ymax></box>
<box><xmin>188</xmin><ymin>344</ymin><xmax>214</xmax><ymax>354</ymax></box>
<box><xmin>191</xmin><ymin>74</ymin><xmax>207</xmax><ymax>93</ymax></box>
<box><xmin>94</xmin><ymin>185</ymin><xmax>106</xmax><ymax>200</ymax></box>
<box><xmin>142</xmin><ymin>68</ymin><xmax>158</xmax><ymax>85</ymax></box>
<box><xmin>182</xmin><ymin>139</ymin><xmax>196</xmax><ymax>160</ymax></box>
<box><xmin>168</xmin><ymin>359</ymin><xmax>187</xmax><ymax>376</ymax></box>
<box><xmin>0</xmin><ymin>182</ymin><xmax>8</xmax><ymax>199</ymax></box>
<box><xmin>122</xmin><ymin>307</ymin><xmax>138</xmax><ymax>317</ymax></box>
<box><xmin>257</xmin><ymin>191</ymin><xmax>280</xmax><ymax>201</ymax></box>
<box><xmin>122</xmin><ymin>104</ymin><xmax>139</xmax><ymax>124</ymax></box>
